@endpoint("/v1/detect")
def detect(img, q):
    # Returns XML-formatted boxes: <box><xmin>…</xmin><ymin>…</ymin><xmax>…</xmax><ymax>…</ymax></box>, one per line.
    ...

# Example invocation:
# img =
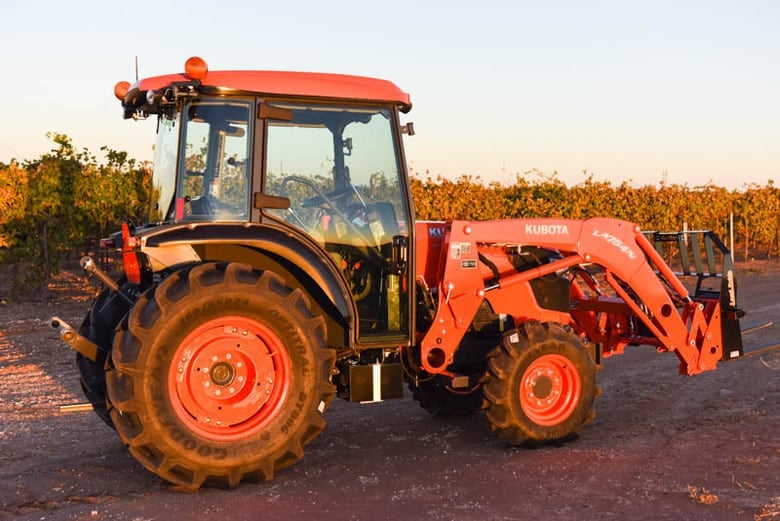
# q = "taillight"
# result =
<box><xmin>121</xmin><ymin>222</ymin><xmax>142</xmax><ymax>284</ymax></box>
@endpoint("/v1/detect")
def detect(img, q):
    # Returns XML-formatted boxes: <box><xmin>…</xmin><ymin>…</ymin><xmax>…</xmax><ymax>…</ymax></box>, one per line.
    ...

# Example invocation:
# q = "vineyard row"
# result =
<box><xmin>410</xmin><ymin>174</ymin><xmax>780</xmax><ymax>259</ymax></box>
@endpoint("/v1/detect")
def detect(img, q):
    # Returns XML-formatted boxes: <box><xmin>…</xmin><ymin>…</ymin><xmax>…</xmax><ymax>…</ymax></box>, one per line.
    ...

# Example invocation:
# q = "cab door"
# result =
<box><xmin>260</xmin><ymin>102</ymin><xmax>412</xmax><ymax>344</ymax></box>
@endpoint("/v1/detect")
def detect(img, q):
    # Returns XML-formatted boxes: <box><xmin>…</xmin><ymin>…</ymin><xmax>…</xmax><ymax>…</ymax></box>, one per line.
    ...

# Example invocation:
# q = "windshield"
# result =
<box><xmin>148</xmin><ymin>98</ymin><xmax>253</xmax><ymax>223</ymax></box>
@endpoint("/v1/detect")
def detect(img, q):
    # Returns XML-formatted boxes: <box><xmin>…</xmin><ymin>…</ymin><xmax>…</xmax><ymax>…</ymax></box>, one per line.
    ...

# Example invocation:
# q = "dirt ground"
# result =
<box><xmin>1</xmin><ymin>261</ymin><xmax>779</xmax><ymax>521</ymax></box>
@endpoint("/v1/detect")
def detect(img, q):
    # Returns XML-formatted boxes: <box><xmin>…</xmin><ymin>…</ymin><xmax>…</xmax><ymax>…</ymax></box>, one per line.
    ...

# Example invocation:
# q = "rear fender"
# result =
<box><xmin>137</xmin><ymin>223</ymin><xmax>355</xmax><ymax>349</ymax></box>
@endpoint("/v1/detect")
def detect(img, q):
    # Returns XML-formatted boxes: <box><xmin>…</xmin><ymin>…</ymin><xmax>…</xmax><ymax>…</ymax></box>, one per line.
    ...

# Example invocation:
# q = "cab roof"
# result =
<box><xmin>117</xmin><ymin>58</ymin><xmax>411</xmax><ymax>115</ymax></box>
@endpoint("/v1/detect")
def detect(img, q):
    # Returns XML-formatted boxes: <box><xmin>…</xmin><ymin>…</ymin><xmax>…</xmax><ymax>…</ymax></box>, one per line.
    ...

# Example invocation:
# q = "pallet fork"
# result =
<box><xmin>645</xmin><ymin>229</ymin><xmax>779</xmax><ymax>360</ymax></box>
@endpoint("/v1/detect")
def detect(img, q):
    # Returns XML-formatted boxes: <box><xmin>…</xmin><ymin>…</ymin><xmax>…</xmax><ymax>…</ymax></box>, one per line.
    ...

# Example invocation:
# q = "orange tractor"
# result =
<box><xmin>53</xmin><ymin>57</ymin><xmax>767</xmax><ymax>489</ymax></box>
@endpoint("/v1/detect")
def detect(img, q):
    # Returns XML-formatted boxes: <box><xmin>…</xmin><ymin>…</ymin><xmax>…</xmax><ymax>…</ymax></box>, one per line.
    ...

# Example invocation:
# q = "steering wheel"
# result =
<box><xmin>301</xmin><ymin>187</ymin><xmax>353</xmax><ymax>209</ymax></box>
<box><xmin>280</xmin><ymin>176</ymin><xmax>384</xmax><ymax>262</ymax></box>
<box><xmin>280</xmin><ymin>176</ymin><xmax>357</xmax><ymax>229</ymax></box>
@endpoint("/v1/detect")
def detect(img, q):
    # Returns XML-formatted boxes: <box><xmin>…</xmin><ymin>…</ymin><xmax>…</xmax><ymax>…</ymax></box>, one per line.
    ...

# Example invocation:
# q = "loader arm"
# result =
<box><xmin>418</xmin><ymin>218</ymin><xmax>742</xmax><ymax>376</ymax></box>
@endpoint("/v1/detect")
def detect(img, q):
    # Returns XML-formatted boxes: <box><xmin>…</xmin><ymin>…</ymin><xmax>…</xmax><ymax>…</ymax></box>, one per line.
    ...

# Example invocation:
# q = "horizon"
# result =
<box><xmin>2</xmin><ymin>1</ymin><xmax>778</xmax><ymax>190</ymax></box>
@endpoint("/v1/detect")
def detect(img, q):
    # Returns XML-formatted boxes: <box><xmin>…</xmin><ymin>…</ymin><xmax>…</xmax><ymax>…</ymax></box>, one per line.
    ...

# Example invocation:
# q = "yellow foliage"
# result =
<box><xmin>411</xmin><ymin>174</ymin><xmax>780</xmax><ymax>258</ymax></box>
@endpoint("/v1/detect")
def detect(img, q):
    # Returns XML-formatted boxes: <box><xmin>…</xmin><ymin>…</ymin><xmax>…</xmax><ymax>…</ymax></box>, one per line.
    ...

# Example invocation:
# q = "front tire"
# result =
<box><xmin>483</xmin><ymin>322</ymin><xmax>598</xmax><ymax>446</ymax></box>
<box><xmin>106</xmin><ymin>263</ymin><xmax>336</xmax><ymax>489</ymax></box>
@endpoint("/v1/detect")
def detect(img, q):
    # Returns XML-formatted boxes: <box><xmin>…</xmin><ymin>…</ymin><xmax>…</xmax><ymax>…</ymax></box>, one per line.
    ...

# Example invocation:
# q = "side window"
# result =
<box><xmin>264</xmin><ymin>106</ymin><xmax>408</xmax><ymax>243</ymax></box>
<box><xmin>148</xmin><ymin>115</ymin><xmax>179</xmax><ymax>223</ymax></box>
<box><xmin>265</xmin><ymin>123</ymin><xmax>335</xmax><ymax>241</ymax></box>
<box><xmin>342</xmin><ymin>114</ymin><xmax>405</xmax><ymax>232</ymax></box>
<box><xmin>177</xmin><ymin>100</ymin><xmax>252</xmax><ymax>221</ymax></box>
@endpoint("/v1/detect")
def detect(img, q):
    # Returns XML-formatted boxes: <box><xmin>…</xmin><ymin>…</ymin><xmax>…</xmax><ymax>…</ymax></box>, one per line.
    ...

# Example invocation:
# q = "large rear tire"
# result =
<box><xmin>106</xmin><ymin>263</ymin><xmax>336</xmax><ymax>489</ymax></box>
<box><xmin>77</xmin><ymin>278</ymin><xmax>132</xmax><ymax>427</ymax></box>
<box><xmin>483</xmin><ymin>322</ymin><xmax>598</xmax><ymax>446</ymax></box>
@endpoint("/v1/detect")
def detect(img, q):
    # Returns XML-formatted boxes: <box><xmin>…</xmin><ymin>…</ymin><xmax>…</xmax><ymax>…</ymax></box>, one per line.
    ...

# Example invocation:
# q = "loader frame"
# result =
<box><xmin>415</xmin><ymin>218</ymin><xmax>744</xmax><ymax>378</ymax></box>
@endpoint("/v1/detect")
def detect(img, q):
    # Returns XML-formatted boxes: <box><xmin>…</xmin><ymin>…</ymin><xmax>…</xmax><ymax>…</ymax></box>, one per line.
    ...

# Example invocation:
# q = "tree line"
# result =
<box><xmin>411</xmin><ymin>171</ymin><xmax>779</xmax><ymax>261</ymax></box>
<box><xmin>0</xmin><ymin>134</ymin><xmax>150</xmax><ymax>296</ymax></box>
<box><xmin>1</xmin><ymin>135</ymin><xmax>777</xmax><ymax>297</ymax></box>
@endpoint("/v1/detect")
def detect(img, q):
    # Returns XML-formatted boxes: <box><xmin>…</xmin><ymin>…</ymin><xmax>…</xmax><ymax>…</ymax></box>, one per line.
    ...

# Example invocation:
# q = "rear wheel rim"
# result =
<box><xmin>168</xmin><ymin>315</ymin><xmax>291</xmax><ymax>441</ymax></box>
<box><xmin>519</xmin><ymin>353</ymin><xmax>581</xmax><ymax>427</ymax></box>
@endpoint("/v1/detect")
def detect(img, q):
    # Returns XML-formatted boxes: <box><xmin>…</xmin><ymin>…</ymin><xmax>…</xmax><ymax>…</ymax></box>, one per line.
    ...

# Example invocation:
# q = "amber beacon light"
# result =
<box><xmin>184</xmin><ymin>56</ymin><xmax>208</xmax><ymax>80</ymax></box>
<box><xmin>113</xmin><ymin>81</ymin><xmax>130</xmax><ymax>101</ymax></box>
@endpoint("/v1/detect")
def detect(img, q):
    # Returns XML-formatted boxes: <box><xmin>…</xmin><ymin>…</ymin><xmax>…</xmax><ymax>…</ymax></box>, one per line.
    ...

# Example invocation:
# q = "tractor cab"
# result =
<box><xmin>117</xmin><ymin>57</ymin><xmax>415</xmax><ymax>343</ymax></box>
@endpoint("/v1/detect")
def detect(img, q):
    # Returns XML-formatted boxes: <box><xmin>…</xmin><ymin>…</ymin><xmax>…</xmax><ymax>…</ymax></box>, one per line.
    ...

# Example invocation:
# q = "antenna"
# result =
<box><xmin>134</xmin><ymin>56</ymin><xmax>139</xmax><ymax>82</ymax></box>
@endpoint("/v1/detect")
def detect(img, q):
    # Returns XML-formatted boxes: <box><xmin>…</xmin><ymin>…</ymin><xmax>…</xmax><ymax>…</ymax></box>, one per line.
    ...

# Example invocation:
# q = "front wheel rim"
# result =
<box><xmin>519</xmin><ymin>353</ymin><xmax>581</xmax><ymax>427</ymax></box>
<box><xmin>168</xmin><ymin>315</ymin><xmax>291</xmax><ymax>441</ymax></box>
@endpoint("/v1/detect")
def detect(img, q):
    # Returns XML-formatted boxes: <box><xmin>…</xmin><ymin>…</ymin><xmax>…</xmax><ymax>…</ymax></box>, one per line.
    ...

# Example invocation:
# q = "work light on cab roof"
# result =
<box><xmin>183</xmin><ymin>56</ymin><xmax>208</xmax><ymax>79</ymax></box>
<box><xmin>114</xmin><ymin>56</ymin><xmax>208</xmax><ymax>100</ymax></box>
<box><xmin>113</xmin><ymin>81</ymin><xmax>131</xmax><ymax>101</ymax></box>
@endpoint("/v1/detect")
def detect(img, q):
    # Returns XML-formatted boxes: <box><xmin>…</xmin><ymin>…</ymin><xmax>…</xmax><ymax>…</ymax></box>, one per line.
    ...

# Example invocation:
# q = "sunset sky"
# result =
<box><xmin>2</xmin><ymin>0</ymin><xmax>777</xmax><ymax>189</ymax></box>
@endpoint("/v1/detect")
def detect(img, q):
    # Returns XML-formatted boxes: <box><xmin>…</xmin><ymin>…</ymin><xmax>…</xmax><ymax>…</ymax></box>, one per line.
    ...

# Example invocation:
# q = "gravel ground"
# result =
<box><xmin>1</xmin><ymin>261</ymin><xmax>778</xmax><ymax>521</ymax></box>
